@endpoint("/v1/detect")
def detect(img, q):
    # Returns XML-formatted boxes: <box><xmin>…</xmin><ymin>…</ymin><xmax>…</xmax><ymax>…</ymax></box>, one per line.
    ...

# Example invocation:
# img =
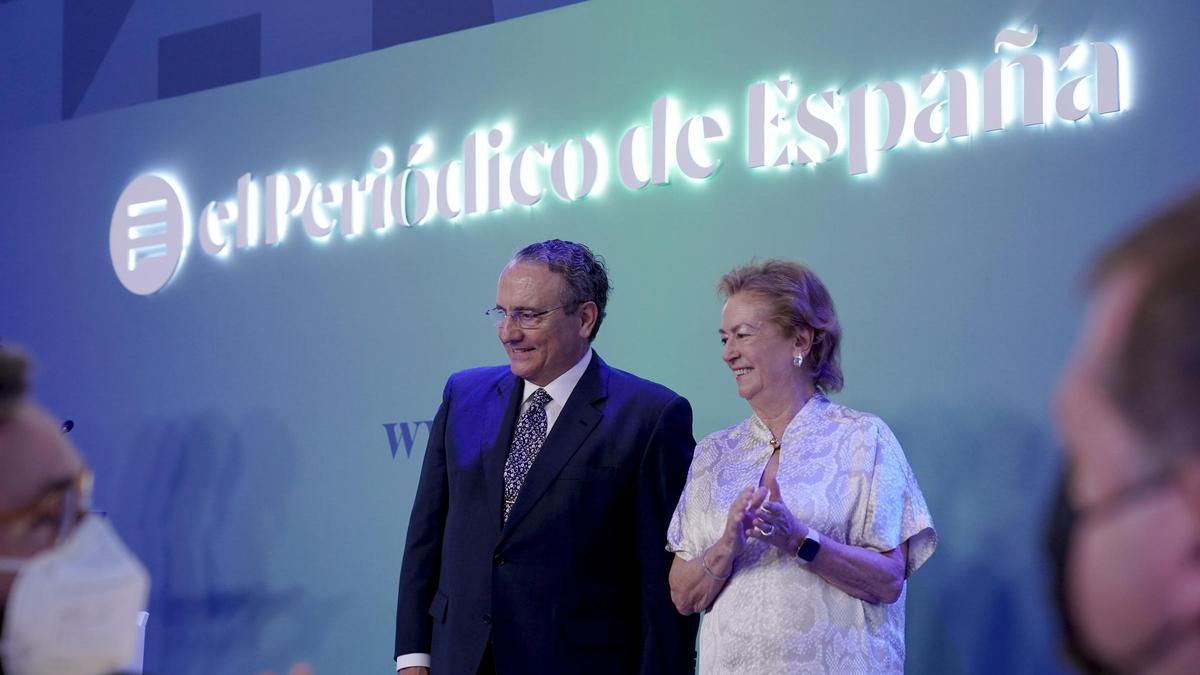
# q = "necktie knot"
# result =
<box><xmin>529</xmin><ymin>388</ymin><xmax>552</xmax><ymax>409</ymax></box>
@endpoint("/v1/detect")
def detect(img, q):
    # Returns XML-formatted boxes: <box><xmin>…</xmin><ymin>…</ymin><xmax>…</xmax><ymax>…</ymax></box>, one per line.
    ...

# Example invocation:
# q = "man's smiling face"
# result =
<box><xmin>495</xmin><ymin>261</ymin><xmax>591</xmax><ymax>386</ymax></box>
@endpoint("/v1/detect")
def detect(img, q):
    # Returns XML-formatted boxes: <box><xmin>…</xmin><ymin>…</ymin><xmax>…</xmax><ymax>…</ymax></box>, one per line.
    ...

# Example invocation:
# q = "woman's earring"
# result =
<box><xmin>793</xmin><ymin>353</ymin><xmax>804</xmax><ymax>368</ymax></box>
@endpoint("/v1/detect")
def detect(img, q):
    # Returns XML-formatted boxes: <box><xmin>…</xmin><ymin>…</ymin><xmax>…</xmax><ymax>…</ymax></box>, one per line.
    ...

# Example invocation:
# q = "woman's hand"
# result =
<box><xmin>723</xmin><ymin>485</ymin><xmax>769</xmax><ymax>557</ymax></box>
<box><xmin>747</xmin><ymin>475</ymin><xmax>909</xmax><ymax>604</ymax></box>
<box><xmin>670</xmin><ymin>484</ymin><xmax>770</xmax><ymax>615</ymax></box>
<box><xmin>746</xmin><ymin>474</ymin><xmax>809</xmax><ymax>553</ymax></box>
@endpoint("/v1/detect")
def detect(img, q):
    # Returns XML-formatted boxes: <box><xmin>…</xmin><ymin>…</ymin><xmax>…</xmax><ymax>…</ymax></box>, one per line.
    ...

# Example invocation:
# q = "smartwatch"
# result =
<box><xmin>795</xmin><ymin>529</ymin><xmax>821</xmax><ymax>563</ymax></box>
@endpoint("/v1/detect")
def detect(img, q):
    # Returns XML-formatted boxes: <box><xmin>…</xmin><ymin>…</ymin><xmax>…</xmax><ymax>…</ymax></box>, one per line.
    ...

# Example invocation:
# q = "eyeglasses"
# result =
<box><xmin>0</xmin><ymin>469</ymin><xmax>93</xmax><ymax>546</ymax></box>
<box><xmin>1069</xmin><ymin>458</ymin><xmax>1180</xmax><ymax>528</ymax></box>
<box><xmin>1045</xmin><ymin>456</ymin><xmax>1187</xmax><ymax>672</ymax></box>
<box><xmin>486</xmin><ymin>305</ymin><xmax>571</xmax><ymax>330</ymax></box>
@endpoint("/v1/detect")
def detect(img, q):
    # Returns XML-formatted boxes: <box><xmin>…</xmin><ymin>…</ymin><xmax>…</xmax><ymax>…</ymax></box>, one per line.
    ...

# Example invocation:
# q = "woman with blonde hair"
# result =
<box><xmin>667</xmin><ymin>259</ymin><xmax>937</xmax><ymax>674</ymax></box>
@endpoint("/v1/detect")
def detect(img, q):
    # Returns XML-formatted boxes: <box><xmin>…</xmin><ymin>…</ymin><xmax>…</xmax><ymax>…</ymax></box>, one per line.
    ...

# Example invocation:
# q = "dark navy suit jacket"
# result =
<box><xmin>394</xmin><ymin>353</ymin><xmax>699</xmax><ymax>674</ymax></box>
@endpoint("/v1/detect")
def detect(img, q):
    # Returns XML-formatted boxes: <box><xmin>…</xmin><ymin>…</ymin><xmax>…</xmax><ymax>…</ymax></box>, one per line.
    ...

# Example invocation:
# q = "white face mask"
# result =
<box><xmin>0</xmin><ymin>515</ymin><xmax>149</xmax><ymax>675</ymax></box>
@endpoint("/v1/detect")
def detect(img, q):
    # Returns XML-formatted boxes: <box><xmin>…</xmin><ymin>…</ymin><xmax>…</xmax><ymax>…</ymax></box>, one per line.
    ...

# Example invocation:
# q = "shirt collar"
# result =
<box><xmin>748</xmin><ymin>391</ymin><xmax>828</xmax><ymax>444</ymax></box>
<box><xmin>522</xmin><ymin>347</ymin><xmax>593</xmax><ymax>405</ymax></box>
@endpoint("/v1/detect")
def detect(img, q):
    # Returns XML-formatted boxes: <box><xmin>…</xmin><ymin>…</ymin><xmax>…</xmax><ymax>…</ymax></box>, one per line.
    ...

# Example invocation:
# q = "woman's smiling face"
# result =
<box><xmin>719</xmin><ymin>292</ymin><xmax>802</xmax><ymax>405</ymax></box>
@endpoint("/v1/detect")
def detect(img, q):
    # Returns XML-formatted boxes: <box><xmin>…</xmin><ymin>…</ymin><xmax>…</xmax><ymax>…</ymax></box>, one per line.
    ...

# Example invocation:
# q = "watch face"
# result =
<box><xmin>797</xmin><ymin>538</ymin><xmax>820</xmax><ymax>562</ymax></box>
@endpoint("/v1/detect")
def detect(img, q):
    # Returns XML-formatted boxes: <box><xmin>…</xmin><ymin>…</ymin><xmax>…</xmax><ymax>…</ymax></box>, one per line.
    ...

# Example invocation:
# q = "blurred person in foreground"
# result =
<box><xmin>1050</xmin><ymin>189</ymin><xmax>1200</xmax><ymax>674</ymax></box>
<box><xmin>0</xmin><ymin>347</ymin><xmax>149</xmax><ymax>675</ymax></box>
<box><xmin>666</xmin><ymin>260</ymin><xmax>938</xmax><ymax>673</ymax></box>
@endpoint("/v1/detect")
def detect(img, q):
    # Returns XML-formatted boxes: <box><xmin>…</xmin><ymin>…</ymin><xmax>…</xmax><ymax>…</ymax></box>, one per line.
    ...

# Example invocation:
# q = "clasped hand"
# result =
<box><xmin>723</xmin><ymin>475</ymin><xmax>808</xmax><ymax>556</ymax></box>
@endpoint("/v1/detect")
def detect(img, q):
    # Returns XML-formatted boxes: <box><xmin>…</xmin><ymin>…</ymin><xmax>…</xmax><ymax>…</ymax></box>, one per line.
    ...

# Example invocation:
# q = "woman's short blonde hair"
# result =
<box><xmin>718</xmin><ymin>259</ymin><xmax>844</xmax><ymax>393</ymax></box>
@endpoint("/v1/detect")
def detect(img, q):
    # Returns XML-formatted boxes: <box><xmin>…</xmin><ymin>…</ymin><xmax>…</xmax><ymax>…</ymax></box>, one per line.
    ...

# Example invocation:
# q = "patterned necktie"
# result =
<box><xmin>502</xmin><ymin>388</ymin><xmax>553</xmax><ymax>524</ymax></box>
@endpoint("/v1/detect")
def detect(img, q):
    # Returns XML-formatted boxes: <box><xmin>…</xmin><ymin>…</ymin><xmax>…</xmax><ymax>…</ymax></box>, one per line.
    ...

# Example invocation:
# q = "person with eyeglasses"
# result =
<box><xmin>1049</xmin><ymin>188</ymin><xmax>1200</xmax><ymax>674</ymax></box>
<box><xmin>393</xmin><ymin>240</ymin><xmax>699</xmax><ymax>674</ymax></box>
<box><xmin>0</xmin><ymin>347</ymin><xmax>149</xmax><ymax>675</ymax></box>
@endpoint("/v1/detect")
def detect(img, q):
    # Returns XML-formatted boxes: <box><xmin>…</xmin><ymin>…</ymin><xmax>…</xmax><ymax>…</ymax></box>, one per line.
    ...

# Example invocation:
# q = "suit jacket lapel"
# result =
<box><xmin>500</xmin><ymin>355</ymin><xmax>608</xmax><ymax>540</ymax></box>
<box><xmin>483</xmin><ymin>370</ymin><xmax>523</xmax><ymax>533</ymax></box>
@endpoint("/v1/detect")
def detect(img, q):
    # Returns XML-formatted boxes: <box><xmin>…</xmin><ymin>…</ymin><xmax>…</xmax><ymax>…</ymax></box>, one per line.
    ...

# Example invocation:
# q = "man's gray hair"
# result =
<box><xmin>512</xmin><ymin>240</ymin><xmax>610</xmax><ymax>342</ymax></box>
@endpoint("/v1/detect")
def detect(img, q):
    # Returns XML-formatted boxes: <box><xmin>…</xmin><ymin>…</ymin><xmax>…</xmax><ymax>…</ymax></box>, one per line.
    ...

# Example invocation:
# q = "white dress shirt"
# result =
<box><xmin>397</xmin><ymin>349</ymin><xmax>593</xmax><ymax>671</ymax></box>
<box><xmin>517</xmin><ymin>347</ymin><xmax>591</xmax><ymax>435</ymax></box>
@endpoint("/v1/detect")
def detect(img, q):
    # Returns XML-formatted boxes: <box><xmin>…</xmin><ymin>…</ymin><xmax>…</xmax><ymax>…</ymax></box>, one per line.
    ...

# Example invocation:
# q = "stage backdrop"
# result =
<box><xmin>3</xmin><ymin>1</ymin><xmax>1199</xmax><ymax>673</ymax></box>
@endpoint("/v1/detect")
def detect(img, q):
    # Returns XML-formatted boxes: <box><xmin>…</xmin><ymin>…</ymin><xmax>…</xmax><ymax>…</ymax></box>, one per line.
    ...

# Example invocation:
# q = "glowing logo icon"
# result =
<box><xmin>109</xmin><ymin>175</ymin><xmax>189</xmax><ymax>295</ymax></box>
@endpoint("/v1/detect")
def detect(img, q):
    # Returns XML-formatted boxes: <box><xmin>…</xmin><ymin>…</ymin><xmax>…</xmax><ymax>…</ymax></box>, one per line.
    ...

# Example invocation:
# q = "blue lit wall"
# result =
<box><xmin>0</xmin><ymin>0</ymin><xmax>583</xmax><ymax>130</ymax></box>
<box><xmin>2</xmin><ymin>1</ymin><xmax>1198</xmax><ymax>673</ymax></box>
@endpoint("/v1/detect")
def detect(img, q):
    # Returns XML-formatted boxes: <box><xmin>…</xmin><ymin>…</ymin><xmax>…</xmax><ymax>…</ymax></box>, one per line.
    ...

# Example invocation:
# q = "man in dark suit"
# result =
<box><xmin>394</xmin><ymin>240</ymin><xmax>699</xmax><ymax>675</ymax></box>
